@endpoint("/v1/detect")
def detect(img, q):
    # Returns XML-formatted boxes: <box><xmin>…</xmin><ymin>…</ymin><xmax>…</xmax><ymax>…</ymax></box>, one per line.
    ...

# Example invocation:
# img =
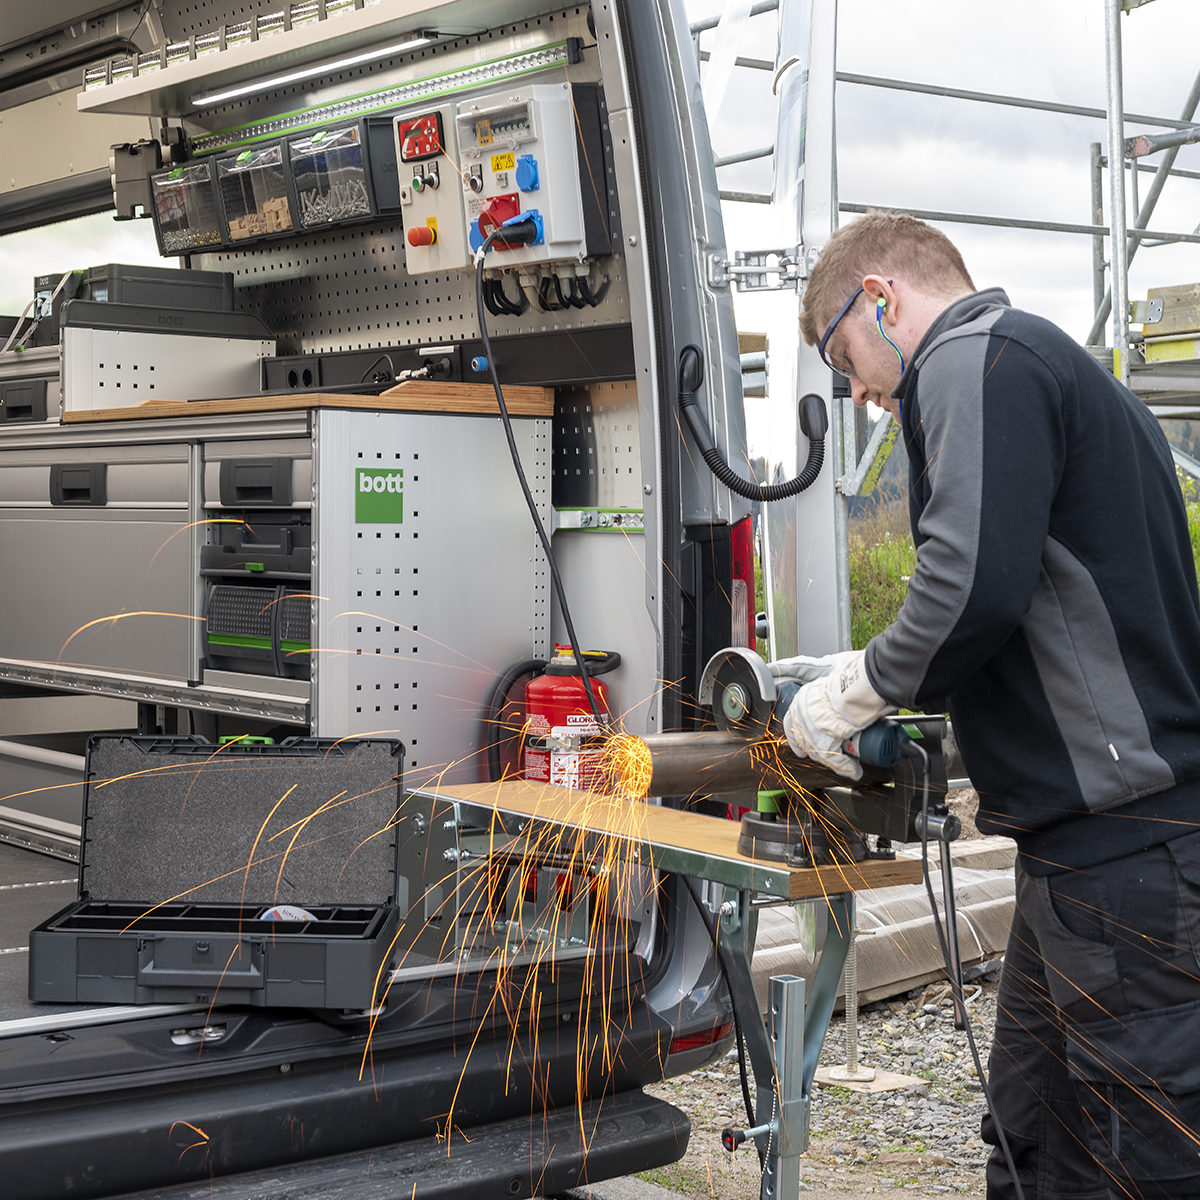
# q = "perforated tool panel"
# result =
<box><xmin>193</xmin><ymin>11</ymin><xmax>625</xmax><ymax>355</ymax></box>
<box><xmin>312</xmin><ymin>409</ymin><xmax>549</xmax><ymax>784</ymax></box>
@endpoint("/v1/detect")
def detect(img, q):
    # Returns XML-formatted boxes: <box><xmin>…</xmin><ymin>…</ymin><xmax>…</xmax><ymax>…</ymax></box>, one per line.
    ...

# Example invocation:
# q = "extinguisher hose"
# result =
<box><xmin>678</xmin><ymin>344</ymin><xmax>829</xmax><ymax>502</ymax></box>
<box><xmin>486</xmin><ymin>658</ymin><xmax>547</xmax><ymax>782</ymax></box>
<box><xmin>474</xmin><ymin>223</ymin><xmax>607</xmax><ymax>728</ymax></box>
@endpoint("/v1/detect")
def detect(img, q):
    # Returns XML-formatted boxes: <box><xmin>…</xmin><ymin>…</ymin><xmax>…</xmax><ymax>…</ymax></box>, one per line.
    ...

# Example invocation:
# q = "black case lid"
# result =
<box><xmin>78</xmin><ymin>736</ymin><xmax>403</xmax><ymax>908</ymax></box>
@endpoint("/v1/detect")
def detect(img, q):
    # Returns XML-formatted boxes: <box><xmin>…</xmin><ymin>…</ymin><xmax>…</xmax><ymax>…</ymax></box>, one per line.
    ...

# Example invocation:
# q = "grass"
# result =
<box><xmin>850</xmin><ymin>470</ymin><xmax>1200</xmax><ymax>650</ymax></box>
<box><xmin>849</xmin><ymin>497</ymin><xmax>917</xmax><ymax>649</ymax></box>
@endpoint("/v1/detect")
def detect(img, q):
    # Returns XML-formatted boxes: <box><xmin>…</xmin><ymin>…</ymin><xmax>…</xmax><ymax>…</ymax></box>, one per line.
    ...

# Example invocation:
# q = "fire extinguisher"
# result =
<box><xmin>524</xmin><ymin>646</ymin><xmax>621</xmax><ymax>790</ymax></box>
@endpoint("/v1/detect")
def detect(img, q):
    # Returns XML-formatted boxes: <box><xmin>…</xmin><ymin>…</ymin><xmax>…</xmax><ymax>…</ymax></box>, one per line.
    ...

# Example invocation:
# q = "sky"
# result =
<box><xmin>684</xmin><ymin>0</ymin><xmax>1200</xmax><ymax>453</ymax></box>
<box><xmin>5</xmin><ymin>0</ymin><xmax>1200</xmax><ymax>454</ymax></box>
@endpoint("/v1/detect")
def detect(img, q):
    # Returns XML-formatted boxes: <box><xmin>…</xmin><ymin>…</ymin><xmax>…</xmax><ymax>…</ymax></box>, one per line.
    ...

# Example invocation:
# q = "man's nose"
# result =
<box><xmin>850</xmin><ymin>375</ymin><xmax>870</xmax><ymax>407</ymax></box>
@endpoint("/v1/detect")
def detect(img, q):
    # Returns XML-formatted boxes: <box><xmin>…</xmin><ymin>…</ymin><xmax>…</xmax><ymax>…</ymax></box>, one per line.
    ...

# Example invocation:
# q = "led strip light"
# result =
<box><xmin>189</xmin><ymin>43</ymin><xmax>572</xmax><ymax>155</ymax></box>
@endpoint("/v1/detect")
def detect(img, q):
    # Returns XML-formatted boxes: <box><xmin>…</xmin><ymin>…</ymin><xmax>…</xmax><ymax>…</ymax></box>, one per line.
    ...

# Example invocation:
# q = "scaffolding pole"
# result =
<box><xmin>1106</xmin><ymin>0</ymin><xmax>1131</xmax><ymax>385</ymax></box>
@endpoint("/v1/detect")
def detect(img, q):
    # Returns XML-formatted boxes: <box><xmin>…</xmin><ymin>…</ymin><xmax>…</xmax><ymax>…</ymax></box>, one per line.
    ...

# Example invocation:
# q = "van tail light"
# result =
<box><xmin>669</xmin><ymin>1020</ymin><xmax>735</xmax><ymax>1054</ymax></box>
<box><xmin>730</xmin><ymin>516</ymin><xmax>755</xmax><ymax>648</ymax></box>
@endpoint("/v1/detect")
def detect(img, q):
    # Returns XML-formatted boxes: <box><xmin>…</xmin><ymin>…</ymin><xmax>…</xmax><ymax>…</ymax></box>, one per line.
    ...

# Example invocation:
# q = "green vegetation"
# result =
<box><xmin>1178</xmin><ymin>468</ymin><xmax>1200</xmax><ymax>572</ymax></box>
<box><xmin>849</xmin><ymin>498</ymin><xmax>917</xmax><ymax>649</ymax></box>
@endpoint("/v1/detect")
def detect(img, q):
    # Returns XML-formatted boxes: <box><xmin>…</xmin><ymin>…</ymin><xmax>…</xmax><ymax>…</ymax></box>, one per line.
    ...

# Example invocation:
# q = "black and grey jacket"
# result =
<box><xmin>864</xmin><ymin>288</ymin><xmax>1200</xmax><ymax>872</ymax></box>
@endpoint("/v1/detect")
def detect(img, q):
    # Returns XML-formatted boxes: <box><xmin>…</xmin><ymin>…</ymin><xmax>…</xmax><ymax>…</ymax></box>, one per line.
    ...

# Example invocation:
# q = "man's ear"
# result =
<box><xmin>862</xmin><ymin>275</ymin><xmax>899</xmax><ymax>326</ymax></box>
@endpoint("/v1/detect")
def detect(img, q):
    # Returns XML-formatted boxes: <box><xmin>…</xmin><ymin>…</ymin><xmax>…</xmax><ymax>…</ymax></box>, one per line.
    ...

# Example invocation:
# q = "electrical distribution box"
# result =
<box><xmin>456</xmin><ymin>83</ymin><xmax>587</xmax><ymax>267</ymax></box>
<box><xmin>394</xmin><ymin>104</ymin><xmax>470</xmax><ymax>275</ymax></box>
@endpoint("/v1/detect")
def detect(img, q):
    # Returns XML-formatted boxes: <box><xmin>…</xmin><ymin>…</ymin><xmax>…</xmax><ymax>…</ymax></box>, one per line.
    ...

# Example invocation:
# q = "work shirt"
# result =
<box><xmin>863</xmin><ymin>288</ymin><xmax>1200</xmax><ymax>873</ymax></box>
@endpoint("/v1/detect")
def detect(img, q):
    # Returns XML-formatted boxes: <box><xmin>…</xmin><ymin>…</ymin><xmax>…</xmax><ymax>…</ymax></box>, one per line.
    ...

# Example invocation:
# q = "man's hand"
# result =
<box><xmin>768</xmin><ymin>650</ymin><xmax>858</xmax><ymax>686</ymax></box>
<box><xmin>781</xmin><ymin>650</ymin><xmax>895</xmax><ymax>780</ymax></box>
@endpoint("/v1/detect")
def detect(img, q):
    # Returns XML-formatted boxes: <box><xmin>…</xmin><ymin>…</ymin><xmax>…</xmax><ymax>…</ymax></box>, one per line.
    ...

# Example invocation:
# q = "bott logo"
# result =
<box><xmin>360</xmin><ymin>472</ymin><xmax>403</xmax><ymax>494</ymax></box>
<box><xmin>355</xmin><ymin>467</ymin><xmax>404</xmax><ymax>524</ymax></box>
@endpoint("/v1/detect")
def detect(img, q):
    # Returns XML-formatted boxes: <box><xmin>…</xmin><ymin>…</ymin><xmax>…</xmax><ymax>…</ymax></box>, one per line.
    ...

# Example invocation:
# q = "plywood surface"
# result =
<box><xmin>428</xmin><ymin>780</ymin><xmax>924</xmax><ymax>899</ymax></box>
<box><xmin>63</xmin><ymin>381</ymin><xmax>555</xmax><ymax>423</ymax></box>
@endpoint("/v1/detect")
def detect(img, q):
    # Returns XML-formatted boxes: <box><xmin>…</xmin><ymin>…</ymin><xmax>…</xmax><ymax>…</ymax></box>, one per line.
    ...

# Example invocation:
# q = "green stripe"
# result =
<box><xmin>208</xmin><ymin>634</ymin><xmax>271</xmax><ymax>649</ymax></box>
<box><xmin>193</xmin><ymin>43</ymin><xmax>569</xmax><ymax>155</ymax></box>
<box><xmin>280</xmin><ymin>639</ymin><xmax>311</xmax><ymax>654</ymax></box>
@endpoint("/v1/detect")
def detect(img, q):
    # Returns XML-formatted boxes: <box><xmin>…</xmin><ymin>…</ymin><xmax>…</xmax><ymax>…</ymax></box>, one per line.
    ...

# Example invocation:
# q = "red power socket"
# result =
<box><xmin>477</xmin><ymin>193</ymin><xmax>523</xmax><ymax>249</ymax></box>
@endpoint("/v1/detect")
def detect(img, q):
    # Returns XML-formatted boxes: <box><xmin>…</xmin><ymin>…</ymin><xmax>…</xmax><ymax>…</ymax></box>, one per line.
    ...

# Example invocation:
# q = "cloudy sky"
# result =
<box><xmin>5</xmin><ymin>0</ymin><xmax>1200</xmax><ymax>447</ymax></box>
<box><xmin>696</xmin><ymin>0</ymin><xmax>1200</xmax><ymax>344</ymax></box>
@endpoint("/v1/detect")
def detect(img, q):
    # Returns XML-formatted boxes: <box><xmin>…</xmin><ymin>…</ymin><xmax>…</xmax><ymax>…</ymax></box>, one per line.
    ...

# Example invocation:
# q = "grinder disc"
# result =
<box><xmin>710</xmin><ymin>653</ymin><xmax>775</xmax><ymax>738</ymax></box>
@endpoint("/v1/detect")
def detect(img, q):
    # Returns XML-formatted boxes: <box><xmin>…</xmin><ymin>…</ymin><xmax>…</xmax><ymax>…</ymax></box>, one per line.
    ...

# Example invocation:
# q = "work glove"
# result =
<box><xmin>768</xmin><ymin>651</ymin><xmax>857</xmax><ymax>686</ymax></box>
<box><xmin>781</xmin><ymin>649</ymin><xmax>895</xmax><ymax>781</ymax></box>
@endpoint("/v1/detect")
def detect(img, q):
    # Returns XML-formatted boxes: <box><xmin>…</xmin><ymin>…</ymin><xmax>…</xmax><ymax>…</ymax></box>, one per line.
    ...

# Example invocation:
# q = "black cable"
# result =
<box><xmin>680</xmin><ymin>875</ymin><xmax>760</xmax><ymax>1164</ymax></box>
<box><xmin>357</xmin><ymin>353</ymin><xmax>395</xmax><ymax>385</ymax></box>
<box><xmin>678</xmin><ymin>345</ymin><xmax>827</xmax><ymax>503</ymax></box>
<box><xmin>474</xmin><ymin>225</ymin><xmax>605</xmax><ymax>729</ymax></box>
<box><xmin>909</xmin><ymin>741</ymin><xmax>1027</xmax><ymax>1200</ymax></box>
<box><xmin>485</xmin><ymin>658</ymin><xmax>546</xmax><ymax>781</ymax></box>
<box><xmin>494</xmin><ymin>273</ymin><xmax>527</xmax><ymax>315</ymax></box>
<box><xmin>537</xmin><ymin>275</ymin><xmax>561</xmax><ymax>312</ymax></box>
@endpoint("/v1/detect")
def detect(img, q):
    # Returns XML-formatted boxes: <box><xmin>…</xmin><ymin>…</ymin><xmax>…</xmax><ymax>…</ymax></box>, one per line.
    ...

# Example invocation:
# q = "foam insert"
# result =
<box><xmin>81</xmin><ymin>738</ymin><xmax>401</xmax><ymax>907</ymax></box>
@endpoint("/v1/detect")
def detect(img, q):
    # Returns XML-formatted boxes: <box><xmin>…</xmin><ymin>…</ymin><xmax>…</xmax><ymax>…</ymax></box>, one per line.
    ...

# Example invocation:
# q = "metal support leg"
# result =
<box><xmin>938</xmin><ymin>839</ymin><xmax>968</xmax><ymax>1030</ymax></box>
<box><xmin>828</xmin><ymin>927</ymin><xmax>874</xmax><ymax>1082</ymax></box>
<box><xmin>717</xmin><ymin>890</ymin><xmax>856</xmax><ymax>1200</ymax></box>
<box><xmin>762</xmin><ymin>975</ymin><xmax>805</xmax><ymax>1200</ymax></box>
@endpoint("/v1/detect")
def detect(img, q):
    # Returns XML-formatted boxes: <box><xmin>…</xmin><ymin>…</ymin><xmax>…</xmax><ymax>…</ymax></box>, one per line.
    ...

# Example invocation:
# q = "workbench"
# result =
<box><xmin>421</xmin><ymin>779</ymin><xmax>924</xmax><ymax>1200</ymax></box>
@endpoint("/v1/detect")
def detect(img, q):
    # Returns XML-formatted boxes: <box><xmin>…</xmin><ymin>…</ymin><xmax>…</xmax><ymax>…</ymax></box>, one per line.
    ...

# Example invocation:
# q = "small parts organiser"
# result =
<box><xmin>150</xmin><ymin>162</ymin><xmax>222</xmax><ymax>254</ymax></box>
<box><xmin>146</xmin><ymin>119</ymin><xmax>400</xmax><ymax>254</ymax></box>
<box><xmin>217</xmin><ymin>145</ymin><xmax>294</xmax><ymax>241</ymax></box>
<box><xmin>29</xmin><ymin>736</ymin><xmax>404</xmax><ymax>1010</ymax></box>
<box><xmin>290</xmin><ymin>124</ymin><xmax>373</xmax><ymax>228</ymax></box>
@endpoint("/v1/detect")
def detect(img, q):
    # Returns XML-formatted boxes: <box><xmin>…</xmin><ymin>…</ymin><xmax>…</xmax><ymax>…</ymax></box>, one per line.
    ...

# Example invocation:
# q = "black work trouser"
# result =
<box><xmin>982</xmin><ymin>832</ymin><xmax>1200</xmax><ymax>1199</ymax></box>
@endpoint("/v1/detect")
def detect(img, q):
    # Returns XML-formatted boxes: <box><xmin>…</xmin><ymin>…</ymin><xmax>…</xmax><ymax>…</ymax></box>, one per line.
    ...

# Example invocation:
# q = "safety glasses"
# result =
<box><xmin>816</xmin><ymin>285</ymin><xmax>864</xmax><ymax>378</ymax></box>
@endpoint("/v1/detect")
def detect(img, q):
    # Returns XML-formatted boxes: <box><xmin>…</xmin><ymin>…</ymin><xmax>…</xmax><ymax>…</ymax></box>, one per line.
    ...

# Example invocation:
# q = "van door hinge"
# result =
<box><xmin>707</xmin><ymin>246</ymin><xmax>811</xmax><ymax>292</ymax></box>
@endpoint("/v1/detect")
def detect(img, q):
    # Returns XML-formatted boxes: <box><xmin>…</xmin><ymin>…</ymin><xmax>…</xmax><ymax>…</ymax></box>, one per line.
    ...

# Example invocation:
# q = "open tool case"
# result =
<box><xmin>29</xmin><ymin>735</ymin><xmax>403</xmax><ymax>1010</ymax></box>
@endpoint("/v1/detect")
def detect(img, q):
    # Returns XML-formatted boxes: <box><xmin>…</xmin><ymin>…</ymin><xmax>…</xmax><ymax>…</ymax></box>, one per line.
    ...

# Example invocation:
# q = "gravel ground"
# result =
<box><xmin>643</xmin><ymin>976</ymin><xmax>999</xmax><ymax>1197</ymax></box>
<box><xmin>638</xmin><ymin>797</ymin><xmax>1003</xmax><ymax>1198</ymax></box>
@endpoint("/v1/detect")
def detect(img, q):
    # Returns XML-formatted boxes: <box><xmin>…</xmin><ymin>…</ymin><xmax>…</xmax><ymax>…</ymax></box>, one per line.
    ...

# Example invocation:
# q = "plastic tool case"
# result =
<box><xmin>29</xmin><ymin>735</ymin><xmax>403</xmax><ymax>1010</ymax></box>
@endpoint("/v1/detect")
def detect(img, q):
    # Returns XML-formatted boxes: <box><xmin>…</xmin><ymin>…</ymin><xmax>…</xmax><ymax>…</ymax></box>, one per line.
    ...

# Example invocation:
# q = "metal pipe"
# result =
<box><xmin>1087</xmin><ymin>65</ymin><xmax>1200</xmax><ymax>346</ymax></box>
<box><xmin>720</xmin><ymin>190</ymin><xmax>772</xmax><ymax>204</ymax></box>
<box><xmin>715</xmin><ymin>145</ymin><xmax>775</xmax><ymax>169</ymax></box>
<box><xmin>1105</xmin><ymin>157</ymin><xmax>1200</xmax><ymax>183</ymax></box>
<box><xmin>1091</xmin><ymin>143</ymin><xmax>1106</xmax><ymax>336</ymax></box>
<box><xmin>698</xmin><ymin>50</ymin><xmax>774</xmax><ymax>72</ymax></box>
<box><xmin>837</xmin><ymin>201</ymin><xmax>1200</xmax><ymax>245</ymax></box>
<box><xmin>836</xmin><ymin>70</ymin><xmax>1200</xmax><ymax>133</ymax></box>
<box><xmin>1106</xmin><ymin>0</ymin><xmax>1131</xmax><ymax>386</ymax></box>
<box><xmin>690</xmin><ymin>0</ymin><xmax>779</xmax><ymax>35</ymax></box>
<box><xmin>638</xmin><ymin>730</ymin><xmax>892</xmax><ymax>798</ymax></box>
<box><xmin>1126</xmin><ymin>125</ymin><xmax>1200</xmax><ymax>158</ymax></box>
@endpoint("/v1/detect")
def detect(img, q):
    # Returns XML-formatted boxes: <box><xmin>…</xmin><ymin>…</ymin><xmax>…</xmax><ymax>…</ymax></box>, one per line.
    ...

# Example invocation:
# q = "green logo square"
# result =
<box><xmin>355</xmin><ymin>467</ymin><xmax>404</xmax><ymax>523</ymax></box>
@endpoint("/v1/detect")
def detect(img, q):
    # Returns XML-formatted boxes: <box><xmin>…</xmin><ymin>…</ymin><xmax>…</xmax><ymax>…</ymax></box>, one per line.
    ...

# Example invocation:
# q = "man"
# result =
<box><xmin>787</xmin><ymin>209</ymin><xmax>1200</xmax><ymax>1199</ymax></box>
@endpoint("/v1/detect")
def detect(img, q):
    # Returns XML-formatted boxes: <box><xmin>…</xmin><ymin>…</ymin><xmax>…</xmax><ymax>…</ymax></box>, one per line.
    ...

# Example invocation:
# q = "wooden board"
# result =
<box><xmin>1146</xmin><ymin>282</ymin><xmax>1200</xmax><ymax>337</ymax></box>
<box><xmin>424</xmin><ymin>780</ymin><xmax>924</xmax><ymax>900</ymax></box>
<box><xmin>62</xmin><ymin>381</ymin><xmax>555</xmax><ymax>424</ymax></box>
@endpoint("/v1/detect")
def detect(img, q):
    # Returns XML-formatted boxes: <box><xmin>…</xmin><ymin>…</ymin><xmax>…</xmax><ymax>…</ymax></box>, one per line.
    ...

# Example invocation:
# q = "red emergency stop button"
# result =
<box><xmin>407</xmin><ymin>224</ymin><xmax>436</xmax><ymax>247</ymax></box>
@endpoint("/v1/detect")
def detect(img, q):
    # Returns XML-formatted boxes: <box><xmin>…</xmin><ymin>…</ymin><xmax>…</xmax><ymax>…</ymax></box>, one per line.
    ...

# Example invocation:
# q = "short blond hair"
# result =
<box><xmin>798</xmin><ymin>211</ymin><xmax>975</xmax><ymax>345</ymax></box>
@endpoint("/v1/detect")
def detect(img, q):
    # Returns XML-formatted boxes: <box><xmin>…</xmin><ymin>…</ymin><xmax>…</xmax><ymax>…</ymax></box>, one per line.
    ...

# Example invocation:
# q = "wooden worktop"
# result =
<box><xmin>422</xmin><ymin>779</ymin><xmax>924</xmax><ymax>900</ymax></box>
<box><xmin>62</xmin><ymin>380</ymin><xmax>555</xmax><ymax>423</ymax></box>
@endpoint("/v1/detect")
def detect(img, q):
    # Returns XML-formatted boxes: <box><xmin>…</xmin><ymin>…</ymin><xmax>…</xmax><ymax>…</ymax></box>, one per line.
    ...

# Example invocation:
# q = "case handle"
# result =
<box><xmin>49</xmin><ymin>463</ymin><xmax>107</xmax><ymax>506</ymax></box>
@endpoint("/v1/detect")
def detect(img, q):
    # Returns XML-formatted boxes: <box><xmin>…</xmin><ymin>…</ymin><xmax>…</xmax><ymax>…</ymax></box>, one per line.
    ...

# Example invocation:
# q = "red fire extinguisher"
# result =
<box><xmin>524</xmin><ymin>646</ymin><xmax>621</xmax><ymax>790</ymax></box>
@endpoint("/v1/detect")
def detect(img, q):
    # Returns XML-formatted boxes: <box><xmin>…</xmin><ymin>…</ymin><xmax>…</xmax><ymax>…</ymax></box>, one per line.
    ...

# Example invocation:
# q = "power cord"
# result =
<box><xmin>908</xmin><ymin>740</ymin><xmax>1027</xmax><ymax>1200</ymax></box>
<box><xmin>680</xmin><ymin>875</ymin><xmax>761</xmax><ymax>1165</ymax></box>
<box><xmin>473</xmin><ymin>222</ymin><xmax>605</xmax><ymax>728</ymax></box>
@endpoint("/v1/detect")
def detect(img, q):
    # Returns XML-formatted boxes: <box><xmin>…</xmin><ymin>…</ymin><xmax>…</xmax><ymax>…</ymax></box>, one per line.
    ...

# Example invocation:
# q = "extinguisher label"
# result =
<box><xmin>525</xmin><ymin>747</ymin><xmax>550</xmax><ymax>781</ymax></box>
<box><xmin>355</xmin><ymin>468</ymin><xmax>404</xmax><ymax>523</ymax></box>
<box><xmin>525</xmin><ymin>713</ymin><xmax>551</xmax><ymax>736</ymax></box>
